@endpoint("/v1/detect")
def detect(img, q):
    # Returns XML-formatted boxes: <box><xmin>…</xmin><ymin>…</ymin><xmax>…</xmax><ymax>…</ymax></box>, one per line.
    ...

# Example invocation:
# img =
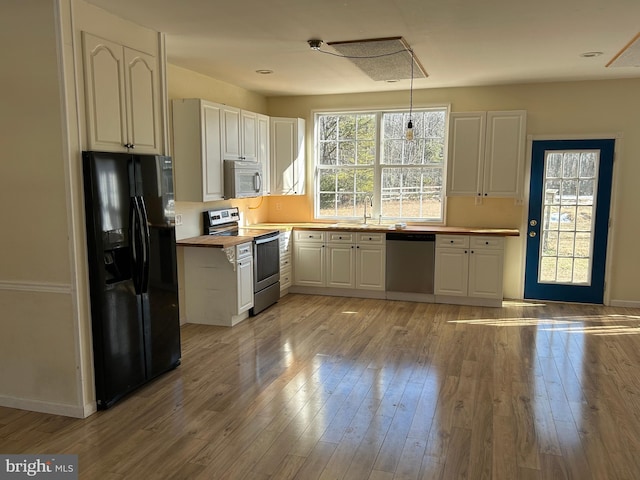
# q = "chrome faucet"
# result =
<box><xmin>363</xmin><ymin>195</ymin><xmax>373</xmax><ymax>224</ymax></box>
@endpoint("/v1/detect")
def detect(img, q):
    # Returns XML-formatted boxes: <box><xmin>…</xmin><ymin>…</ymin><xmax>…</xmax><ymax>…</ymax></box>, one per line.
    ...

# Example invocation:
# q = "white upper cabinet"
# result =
<box><xmin>447</xmin><ymin>110</ymin><xmax>526</xmax><ymax>199</ymax></box>
<box><xmin>172</xmin><ymin>99</ymin><xmax>224</xmax><ymax>202</ymax></box>
<box><xmin>82</xmin><ymin>32</ymin><xmax>161</xmax><ymax>154</ymax></box>
<box><xmin>221</xmin><ymin>107</ymin><xmax>260</xmax><ymax>162</ymax></box>
<box><xmin>257</xmin><ymin>114</ymin><xmax>270</xmax><ymax>192</ymax></box>
<box><xmin>270</xmin><ymin>117</ymin><xmax>306</xmax><ymax>195</ymax></box>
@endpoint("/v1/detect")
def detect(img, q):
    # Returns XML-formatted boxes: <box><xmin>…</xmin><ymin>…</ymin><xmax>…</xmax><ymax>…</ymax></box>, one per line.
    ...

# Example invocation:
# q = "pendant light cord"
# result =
<box><xmin>409</xmin><ymin>48</ymin><xmax>414</xmax><ymax>122</ymax></box>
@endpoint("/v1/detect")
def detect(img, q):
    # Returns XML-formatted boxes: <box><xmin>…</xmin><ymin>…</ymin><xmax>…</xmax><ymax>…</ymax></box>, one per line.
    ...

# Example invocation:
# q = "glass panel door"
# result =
<box><xmin>525</xmin><ymin>139</ymin><xmax>614</xmax><ymax>303</ymax></box>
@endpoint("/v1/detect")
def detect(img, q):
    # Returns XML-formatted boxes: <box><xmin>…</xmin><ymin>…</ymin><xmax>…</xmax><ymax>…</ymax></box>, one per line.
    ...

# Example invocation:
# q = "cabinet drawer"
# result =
<box><xmin>470</xmin><ymin>236</ymin><xmax>504</xmax><ymax>250</ymax></box>
<box><xmin>294</xmin><ymin>230</ymin><xmax>325</xmax><ymax>243</ymax></box>
<box><xmin>327</xmin><ymin>231</ymin><xmax>355</xmax><ymax>243</ymax></box>
<box><xmin>280</xmin><ymin>254</ymin><xmax>292</xmax><ymax>270</ymax></box>
<box><xmin>236</xmin><ymin>242</ymin><xmax>253</xmax><ymax>259</ymax></box>
<box><xmin>436</xmin><ymin>235</ymin><xmax>469</xmax><ymax>248</ymax></box>
<box><xmin>356</xmin><ymin>232</ymin><xmax>385</xmax><ymax>244</ymax></box>
<box><xmin>280</xmin><ymin>267</ymin><xmax>292</xmax><ymax>289</ymax></box>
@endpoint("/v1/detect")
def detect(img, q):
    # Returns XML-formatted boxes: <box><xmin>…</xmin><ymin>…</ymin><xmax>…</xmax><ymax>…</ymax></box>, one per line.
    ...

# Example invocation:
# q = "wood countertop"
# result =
<box><xmin>249</xmin><ymin>223</ymin><xmax>520</xmax><ymax>236</ymax></box>
<box><xmin>177</xmin><ymin>224</ymin><xmax>518</xmax><ymax>248</ymax></box>
<box><xmin>177</xmin><ymin>228</ymin><xmax>280</xmax><ymax>248</ymax></box>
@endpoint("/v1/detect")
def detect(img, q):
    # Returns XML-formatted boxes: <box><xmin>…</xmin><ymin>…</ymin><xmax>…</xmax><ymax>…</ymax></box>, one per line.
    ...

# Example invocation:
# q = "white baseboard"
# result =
<box><xmin>0</xmin><ymin>394</ymin><xmax>92</xmax><ymax>418</ymax></box>
<box><xmin>289</xmin><ymin>286</ymin><xmax>386</xmax><ymax>299</ymax></box>
<box><xmin>609</xmin><ymin>299</ymin><xmax>640</xmax><ymax>308</ymax></box>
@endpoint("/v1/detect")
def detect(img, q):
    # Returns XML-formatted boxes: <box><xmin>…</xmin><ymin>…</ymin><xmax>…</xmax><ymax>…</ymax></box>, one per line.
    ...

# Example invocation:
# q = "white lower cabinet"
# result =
<box><xmin>279</xmin><ymin>230</ymin><xmax>292</xmax><ymax>293</ymax></box>
<box><xmin>294</xmin><ymin>230</ymin><xmax>385</xmax><ymax>293</ymax></box>
<box><xmin>183</xmin><ymin>242</ymin><xmax>254</xmax><ymax>326</ymax></box>
<box><xmin>293</xmin><ymin>231</ymin><xmax>325</xmax><ymax>287</ymax></box>
<box><xmin>435</xmin><ymin>235</ymin><xmax>504</xmax><ymax>306</ymax></box>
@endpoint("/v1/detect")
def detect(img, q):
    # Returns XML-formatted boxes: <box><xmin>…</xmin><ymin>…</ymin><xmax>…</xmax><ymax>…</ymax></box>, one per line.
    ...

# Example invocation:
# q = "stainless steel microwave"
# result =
<box><xmin>223</xmin><ymin>160</ymin><xmax>264</xmax><ymax>199</ymax></box>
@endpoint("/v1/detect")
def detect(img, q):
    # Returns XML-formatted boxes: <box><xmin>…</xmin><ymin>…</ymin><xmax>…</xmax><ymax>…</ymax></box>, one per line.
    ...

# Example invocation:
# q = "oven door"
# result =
<box><xmin>254</xmin><ymin>232</ymin><xmax>280</xmax><ymax>292</ymax></box>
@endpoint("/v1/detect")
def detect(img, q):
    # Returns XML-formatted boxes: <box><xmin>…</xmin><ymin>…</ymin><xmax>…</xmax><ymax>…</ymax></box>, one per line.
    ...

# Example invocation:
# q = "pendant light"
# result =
<box><xmin>406</xmin><ymin>48</ymin><xmax>414</xmax><ymax>140</ymax></box>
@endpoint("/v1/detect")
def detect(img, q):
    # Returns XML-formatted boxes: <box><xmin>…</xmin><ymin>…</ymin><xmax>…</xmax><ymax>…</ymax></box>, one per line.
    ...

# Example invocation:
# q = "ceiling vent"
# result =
<box><xmin>327</xmin><ymin>37</ymin><xmax>427</xmax><ymax>81</ymax></box>
<box><xmin>607</xmin><ymin>32</ymin><xmax>640</xmax><ymax>67</ymax></box>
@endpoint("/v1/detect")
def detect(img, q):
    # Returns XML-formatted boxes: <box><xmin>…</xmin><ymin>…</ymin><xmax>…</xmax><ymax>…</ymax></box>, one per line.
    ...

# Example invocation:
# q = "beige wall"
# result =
<box><xmin>265</xmin><ymin>79</ymin><xmax>640</xmax><ymax>304</ymax></box>
<box><xmin>0</xmin><ymin>0</ymin><xmax>83</xmax><ymax>415</ymax></box>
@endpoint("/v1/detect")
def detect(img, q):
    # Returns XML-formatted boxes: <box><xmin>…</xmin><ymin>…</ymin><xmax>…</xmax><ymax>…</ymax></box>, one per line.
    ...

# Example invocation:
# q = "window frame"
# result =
<box><xmin>313</xmin><ymin>105</ymin><xmax>450</xmax><ymax>224</ymax></box>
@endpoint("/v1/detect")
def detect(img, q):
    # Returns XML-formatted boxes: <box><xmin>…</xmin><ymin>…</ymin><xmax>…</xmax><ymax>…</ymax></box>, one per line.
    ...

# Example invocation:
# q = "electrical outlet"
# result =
<box><xmin>175</xmin><ymin>213</ymin><xmax>183</xmax><ymax>226</ymax></box>
<box><xmin>275</xmin><ymin>202</ymin><xmax>282</xmax><ymax>211</ymax></box>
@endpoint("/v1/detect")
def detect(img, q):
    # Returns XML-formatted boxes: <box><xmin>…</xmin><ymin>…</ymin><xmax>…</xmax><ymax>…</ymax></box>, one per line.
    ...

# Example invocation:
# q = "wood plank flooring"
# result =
<box><xmin>2</xmin><ymin>294</ymin><xmax>640</xmax><ymax>479</ymax></box>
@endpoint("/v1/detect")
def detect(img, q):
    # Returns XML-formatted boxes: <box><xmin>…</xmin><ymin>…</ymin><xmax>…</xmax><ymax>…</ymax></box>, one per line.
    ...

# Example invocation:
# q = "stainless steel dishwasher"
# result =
<box><xmin>385</xmin><ymin>233</ymin><xmax>435</xmax><ymax>301</ymax></box>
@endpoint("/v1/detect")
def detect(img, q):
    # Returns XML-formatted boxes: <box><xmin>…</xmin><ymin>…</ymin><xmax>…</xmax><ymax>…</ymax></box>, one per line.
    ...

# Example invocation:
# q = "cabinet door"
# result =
<box><xmin>468</xmin><ymin>248</ymin><xmax>504</xmax><ymax>299</ymax></box>
<box><xmin>446</xmin><ymin>112</ymin><xmax>485</xmax><ymax>197</ymax></box>
<box><xmin>237</xmin><ymin>257</ymin><xmax>254</xmax><ymax>314</ymax></box>
<box><xmin>257</xmin><ymin>114</ymin><xmax>270</xmax><ymax>192</ymax></box>
<box><xmin>221</xmin><ymin>106</ymin><xmax>241</xmax><ymax>160</ymax></box>
<box><xmin>356</xmin><ymin>245</ymin><xmax>385</xmax><ymax>290</ymax></box>
<box><xmin>201</xmin><ymin>103</ymin><xmax>224</xmax><ymax>200</ymax></box>
<box><xmin>270</xmin><ymin>117</ymin><xmax>305</xmax><ymax>195</ymax></box>
<box><xmin>483</xmin><ymin>111</ymin><xmax>527</xmax><ymax>197</ymax></box>
<box><xmin>327</xmin><ymin>244</ymin><xmax>355</xmax><ymax>288</ymax></box>
<box><xmin>241</xmin><ymin>110</ymin><xmax>258</xmax><ymax>162</ymax></box>
<box><xmin>123</xmin><ymin>47</ymin><xmax>161</xmax><ymax>154</ymax></box>
<box><xmin>434</xmin><ymin>247</ymin><xmax>469</xmax><ymax>296</ymax></box>
<box><xmin>293</xmin><ymin>243</ymin><xmax>325</xmax><ymax>286</ymax></box>
<box><xmin>82</xmin><ymin>33</ymin><xmax>127</xmax><ymax>152</ymax></box>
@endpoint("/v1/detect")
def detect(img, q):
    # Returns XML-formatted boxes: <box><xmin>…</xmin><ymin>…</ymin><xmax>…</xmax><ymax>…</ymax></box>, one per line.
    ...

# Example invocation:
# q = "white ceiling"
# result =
<box><xmin>85</xmin><ymin>0</ymin><xmax>640</xmax><ymax>97</ymax></box>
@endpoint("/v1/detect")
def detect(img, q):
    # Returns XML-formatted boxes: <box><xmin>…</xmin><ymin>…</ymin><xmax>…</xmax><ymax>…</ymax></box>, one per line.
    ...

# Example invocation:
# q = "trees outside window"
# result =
<box><xmin>316</xmin><ymin>108</ymin><xmax>447</xmax><ymax>222</ymax></box>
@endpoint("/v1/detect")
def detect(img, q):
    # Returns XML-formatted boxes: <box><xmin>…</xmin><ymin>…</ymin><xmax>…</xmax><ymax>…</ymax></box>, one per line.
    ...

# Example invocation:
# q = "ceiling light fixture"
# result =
<box><xmin>580</xmin><ymin>51</ymin><xmax>603</xmax><ymax>58</ymax></box>
<box><xmin>308</xmin><ymin>39</ymin><xmax>323</xmax><ymax>50</ymax></box>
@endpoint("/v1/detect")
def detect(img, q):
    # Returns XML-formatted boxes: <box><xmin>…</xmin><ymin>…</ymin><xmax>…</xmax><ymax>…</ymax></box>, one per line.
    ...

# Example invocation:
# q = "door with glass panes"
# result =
<box><xmin>524</xmin><ymin>139</ymin><xmax>615</xmax><ymax>303</ymax></box>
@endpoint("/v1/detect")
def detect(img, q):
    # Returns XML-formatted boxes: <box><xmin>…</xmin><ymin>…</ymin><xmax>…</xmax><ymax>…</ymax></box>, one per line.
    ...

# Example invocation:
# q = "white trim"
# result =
<box><xmin>609</xmin><ymin>300</ymin><xmax>640</xmax><ymax>308</ymax></box>
<box><xmin>0</xmin><ymin>394</ymin><xmax>92</xmax><ymax>419</ymax></box>
<box><xmin>603</xmin><ymin>133</ymin><xmax>623</xmax><ymax>306</ymax></box>
<box><xmin>0</xmin><ymin>281</ymin><xmax>72</xmax><ymax>294</ymax></box>
<box><xmin>54</xmin><ymin>0</ymin><xmax>92</xmax><ymax>416</ymax></box>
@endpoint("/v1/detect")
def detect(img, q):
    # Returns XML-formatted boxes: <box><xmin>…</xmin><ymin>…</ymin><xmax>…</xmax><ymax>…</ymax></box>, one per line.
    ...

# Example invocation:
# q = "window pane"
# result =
<box><xmin>338</xmin><ymin>142</ymin><xmax>355</xmax><ymax>165</ymax></box>
<box><xmin>319</xmin><ymin>193</ymin><xmax>336</xmax><ymax>216</ymax></box>
<box><xmin>336</xmin><ymin>169</ymin><xmax>355</xmax><ymax>192</ymax></box>
<box><xmin>318</xmin><ymin>116</ymin><xmax>338</xmax><ymax>141</ymax></box>
<box><xmin>357</xmin><ymin>140</ymin><xmax>376</xmax><ymax>165</ymax></box>
<box><xmin>381</xmin><ymin>166</ymin><xmax>443</xmax><ymax>219</ymax></box>
<box><xmin>318</xmin><ymin>169</ymin><xmax>337</xmax><ymax>192</ymax></box>
<box><xmin>319</xmin><ymin>142</ymin><xmax>337</xmax><ymax>165</ymax></box>
<box><xmin>355</xmin><ymin>168</ymin><xmax>374</xmax><ymax>194</ymax></box>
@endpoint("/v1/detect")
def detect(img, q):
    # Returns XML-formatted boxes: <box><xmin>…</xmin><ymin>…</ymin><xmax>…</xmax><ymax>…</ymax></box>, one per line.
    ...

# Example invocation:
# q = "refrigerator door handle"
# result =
<box><xmin>137</xmin><ymin>196</ymin><xmax>151</xmax><ymax>293</ymax></box>
<box><xmin>130</xmin><ymin>197</ymin><xmax>142</xmax><ymax>294</ymax></box>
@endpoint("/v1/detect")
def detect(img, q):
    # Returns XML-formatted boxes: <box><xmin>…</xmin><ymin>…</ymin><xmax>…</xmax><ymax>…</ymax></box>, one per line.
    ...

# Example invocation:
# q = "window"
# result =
<box><xmin>315</xmin><ymin>108</ymin><xmax>447</xmax><ymax>222</ymax></box>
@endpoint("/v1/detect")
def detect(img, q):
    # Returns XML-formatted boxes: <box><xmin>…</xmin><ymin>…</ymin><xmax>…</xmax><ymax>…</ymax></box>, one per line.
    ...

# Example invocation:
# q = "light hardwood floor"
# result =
<box><xmin>2</xmin><ymin>294</ymin><xmax>640</xmax><ymax>479</ymax></box>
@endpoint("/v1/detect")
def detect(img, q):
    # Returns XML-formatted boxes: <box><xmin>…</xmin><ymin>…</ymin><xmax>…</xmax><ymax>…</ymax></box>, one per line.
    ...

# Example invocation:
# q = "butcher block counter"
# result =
<box><xmin>248</xmin><ymin>223</ymin><xmax>519</xmax><ymax>237</ymax></box>
<box><xmin>177</xmin><ymin>228</ymin><xmax>280</xmax><ymax>248</ymax></box>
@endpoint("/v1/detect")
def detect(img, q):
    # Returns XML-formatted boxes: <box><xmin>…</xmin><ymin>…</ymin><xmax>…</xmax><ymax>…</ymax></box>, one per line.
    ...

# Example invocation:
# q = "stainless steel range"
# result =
<box><xmin>202</xmin><ymin>207</ymin><xmax>280</xmax><ymax>316</ymax></box>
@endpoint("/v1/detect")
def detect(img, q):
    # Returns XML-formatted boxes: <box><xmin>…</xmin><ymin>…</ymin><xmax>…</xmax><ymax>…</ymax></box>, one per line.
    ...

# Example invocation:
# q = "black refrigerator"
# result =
<box><xmin>82</xmin><ymin>151</ymin><xmax>181</xmax><ymax>409</ymax></box>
